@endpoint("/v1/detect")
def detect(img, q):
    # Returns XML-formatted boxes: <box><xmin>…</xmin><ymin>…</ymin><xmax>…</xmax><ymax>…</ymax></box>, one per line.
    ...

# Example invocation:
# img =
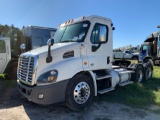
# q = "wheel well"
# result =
<box><xmin>132</xmin><ymin>55</ymin><xmax>138</xmax><ymax>58</ymax></box>
<box><xmin>76</xmin><ymin>71</ymin><xmax>92</xmax><ymax>78</ymax></box>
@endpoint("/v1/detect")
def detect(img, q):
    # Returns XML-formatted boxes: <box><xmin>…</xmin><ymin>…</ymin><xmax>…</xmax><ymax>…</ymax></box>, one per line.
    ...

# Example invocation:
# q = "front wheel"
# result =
<box><xmin>65</xmin><ymin>74</ymin><xmax>94</xmax><ymax>111</ymax></box>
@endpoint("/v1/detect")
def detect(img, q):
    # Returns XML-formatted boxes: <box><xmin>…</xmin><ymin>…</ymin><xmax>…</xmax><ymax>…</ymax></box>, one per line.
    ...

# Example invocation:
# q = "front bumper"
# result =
<box><xmin>17</xmin><ymin>79</ymin><xmax>69</xmax><ymax>105</ymax></box>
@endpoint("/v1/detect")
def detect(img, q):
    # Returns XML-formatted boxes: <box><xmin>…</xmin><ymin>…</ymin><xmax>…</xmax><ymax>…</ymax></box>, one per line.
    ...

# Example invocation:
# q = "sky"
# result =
<box><xmin>0</xmin><ymin>0</ymin><xmax>160</xmax><ymax>48</ymax></box>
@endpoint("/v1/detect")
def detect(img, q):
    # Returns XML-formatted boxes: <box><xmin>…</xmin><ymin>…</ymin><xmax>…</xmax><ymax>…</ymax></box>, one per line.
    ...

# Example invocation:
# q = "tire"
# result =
<box><xmin>143</xmin><ymin>62</ymin><xmax>153</xmax><ymax>80</ymax></box>
<box><xmin>65</xmin><ymin>74</ymin><xmax>94</xmax><ymax>111</ymax></box>
<box><xmin>130</xmin><ymin>64</ymin><xmax>144</xmax><ymax>83</ymax></box>
<box><xmin>6</xmin><ymin>63</ymin><xmax>17</xmax><ymax>80</ymax></box>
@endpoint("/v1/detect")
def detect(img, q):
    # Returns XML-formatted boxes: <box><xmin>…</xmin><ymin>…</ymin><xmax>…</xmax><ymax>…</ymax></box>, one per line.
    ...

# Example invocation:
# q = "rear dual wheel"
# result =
<box><xmin>129</xmin><ymin>64</ymin><xmax>144</xmax><ymax>83</ymax></box>
<box><xmin>128</xmin><ymin>62</ymin><xmax>153</xmax><ymax>83</ymax></box>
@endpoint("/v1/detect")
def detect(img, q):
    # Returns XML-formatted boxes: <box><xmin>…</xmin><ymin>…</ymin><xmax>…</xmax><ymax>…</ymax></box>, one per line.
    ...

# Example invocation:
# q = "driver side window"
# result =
<box><xmin>91</xmin><ymin>23</ymin><xmax>108</xmax><ymax>44</ymax></box>
<box><xmin>0</xmin><ymin>41</ymin><xmax>6</xmax><ymax>53</ymax></box>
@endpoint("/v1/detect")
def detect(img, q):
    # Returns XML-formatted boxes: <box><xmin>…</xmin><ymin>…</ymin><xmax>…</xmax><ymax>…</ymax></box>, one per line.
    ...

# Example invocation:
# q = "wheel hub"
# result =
<box><xmin>74</xmin><ymin>82</ymin><xmax>90</xmax><ymax>104</ymax></box>
<box><xmin>80</xmin><ymin>88</ymin><xmax>86</xmax><ymax>97</ymax></box>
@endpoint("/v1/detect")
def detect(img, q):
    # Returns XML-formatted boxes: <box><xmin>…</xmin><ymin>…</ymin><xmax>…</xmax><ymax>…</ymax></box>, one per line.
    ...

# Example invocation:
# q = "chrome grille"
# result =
<box><xmin>18</xmin><ymin>56</ymin><xmax>35</xmax><ymax>83</ymax></box>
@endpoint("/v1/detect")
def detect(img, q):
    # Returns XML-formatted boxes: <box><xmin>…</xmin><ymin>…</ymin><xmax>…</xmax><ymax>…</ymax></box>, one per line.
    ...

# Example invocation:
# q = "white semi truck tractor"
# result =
<box><xmin>17</xmin><ymin>15</ymin><xmax>153</xmax><ymax>111</ymax></box>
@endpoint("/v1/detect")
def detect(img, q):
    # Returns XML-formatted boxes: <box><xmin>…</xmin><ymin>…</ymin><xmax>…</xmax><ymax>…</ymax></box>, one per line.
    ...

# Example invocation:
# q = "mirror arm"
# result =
<box><xmin>46</xmin><ymin>45</ymin><xmax>52</xmax><ymax>63</ymax></box>
<box><xmin>92</xmin><ymin>43</ymin><xmax>101</xmax><ymax>52</ymax></box>
<box><xmin>46</xmin><ymin>39</ymin><xmax>54</xmax><ymax>63</ymax></box>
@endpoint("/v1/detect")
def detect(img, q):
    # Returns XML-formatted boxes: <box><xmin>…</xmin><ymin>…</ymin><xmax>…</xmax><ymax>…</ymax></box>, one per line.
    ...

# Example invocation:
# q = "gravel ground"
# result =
<box><xmin>0</xmin><ymin>82</ymin><xmax>160</xmax><ymax>120</ymax></box>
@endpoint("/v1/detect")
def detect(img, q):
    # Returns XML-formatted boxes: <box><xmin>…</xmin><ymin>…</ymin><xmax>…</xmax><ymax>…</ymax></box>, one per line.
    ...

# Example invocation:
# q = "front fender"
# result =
<box><xmin>36</xmin><ymin>57</ymin><xmax>83</xmax><ymax>83</ymax></box>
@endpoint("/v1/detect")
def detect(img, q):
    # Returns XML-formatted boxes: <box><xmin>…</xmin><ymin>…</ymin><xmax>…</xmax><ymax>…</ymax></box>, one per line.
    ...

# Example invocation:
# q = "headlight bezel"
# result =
<box><xmin>37</xmin><ymin>70</ymin><xmax>58</xmax><ymax>85</ymax></box>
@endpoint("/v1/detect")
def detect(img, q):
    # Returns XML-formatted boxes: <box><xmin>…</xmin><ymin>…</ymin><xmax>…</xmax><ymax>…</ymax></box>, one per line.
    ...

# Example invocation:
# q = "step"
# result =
<box><xmin>98</xmin><ymin>87</ymin><xmax>115</xmax><ymax>94</ymax></box>
<box><xmin>118</xmin><ymin>70</ymin><xmax>135</xmax><ymax>75</ymax></box>
<box><xmin>119</xmin><ymin>81</ymin><xmax>133</xmax><ymax>86</ymax></box>
<box><xmin>96</xmin><ymin>75</ymin><xmax>112</xmax><ymax>80</ymax></box>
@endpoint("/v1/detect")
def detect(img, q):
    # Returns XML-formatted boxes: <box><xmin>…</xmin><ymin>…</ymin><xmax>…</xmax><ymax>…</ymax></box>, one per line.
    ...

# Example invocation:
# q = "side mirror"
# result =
<box><xmin>20</xmin><ymin>44</ymin><xmax>26</xmax><ymax>50</ymax></box>
<box><xmin>47</xmin><ymin>39</ymin><xmax>54</xmax><ymax>46</ymax></box>
<box><xmin>46</xmin><ymin>39</ymin><xmax>54</xmax><ymax>63</ymax></box>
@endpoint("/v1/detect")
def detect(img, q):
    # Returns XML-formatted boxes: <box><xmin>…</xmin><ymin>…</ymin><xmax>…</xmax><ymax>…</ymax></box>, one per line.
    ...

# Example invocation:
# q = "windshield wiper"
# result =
<box><xmin>60</xmin><ymin>40</ymin><xmax>75</xmax><ymax>43</ymax></box>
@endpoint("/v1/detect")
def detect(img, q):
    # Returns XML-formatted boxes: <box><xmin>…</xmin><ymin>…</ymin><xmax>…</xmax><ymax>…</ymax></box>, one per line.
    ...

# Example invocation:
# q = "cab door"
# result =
<box><xmin>0</xmin><ymin>38</ymin><xmax>7</xmax><ymax>73</ymax></box>
<box><xmin>86</xmin><ymin>18</ymin><xmax>112</xmax><ymax>70</ymax></box>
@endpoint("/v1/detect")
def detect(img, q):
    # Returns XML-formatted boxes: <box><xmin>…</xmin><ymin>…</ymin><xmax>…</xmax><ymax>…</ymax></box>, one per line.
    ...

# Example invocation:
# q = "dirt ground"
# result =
<box><xmin>1</xmin><ymin>82</ymin><xmax>160</xmax><ymax>120</ymax></box>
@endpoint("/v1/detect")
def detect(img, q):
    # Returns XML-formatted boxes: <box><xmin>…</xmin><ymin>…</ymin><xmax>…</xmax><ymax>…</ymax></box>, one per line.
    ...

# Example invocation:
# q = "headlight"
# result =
<box><xmin>37</xmin><ymin>70</ymin><xmax>58</xmax><ymax>84</ymax></box>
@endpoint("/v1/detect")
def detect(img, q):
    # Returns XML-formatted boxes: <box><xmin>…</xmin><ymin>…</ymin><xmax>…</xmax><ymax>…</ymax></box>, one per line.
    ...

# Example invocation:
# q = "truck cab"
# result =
<box><xmin>17</xmin><ymin>15</ymin><xmax>153</xmax><ymax>111</ymax></box>
<box><xmin>139</xmin><ymin>31</ymin><xmax>160</xmax><ymax>65</ymax></box>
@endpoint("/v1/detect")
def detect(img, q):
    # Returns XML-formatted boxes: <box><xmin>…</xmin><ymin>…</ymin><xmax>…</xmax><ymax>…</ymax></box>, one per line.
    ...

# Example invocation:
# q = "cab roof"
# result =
<box><xmin>59</xmin><ymin>15</ymin><xmax>112</xmax><ymax>28</ymax></box>
<box><xmin>144</xmin><ymin>31</ymin><xmax>159</xmax><ymax>42</ymax></box>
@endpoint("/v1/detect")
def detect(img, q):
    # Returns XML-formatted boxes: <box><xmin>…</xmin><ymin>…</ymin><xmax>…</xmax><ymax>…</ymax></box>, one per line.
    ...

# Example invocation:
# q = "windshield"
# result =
<box><xmin>53</xmin><ymin>21</ymin><xmax>90</xmax><ymax>43</ymax></box>
<box><xmin>141</xmin><ymin>45</ymin><xmax>150</xmax><ymax>51</ymax></box>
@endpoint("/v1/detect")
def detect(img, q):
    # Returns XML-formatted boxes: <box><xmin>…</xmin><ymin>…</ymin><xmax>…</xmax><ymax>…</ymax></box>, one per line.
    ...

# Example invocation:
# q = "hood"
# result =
<box><xmin>22</xmin><ymin>42</ymin><xmax>80</xmax><ymax>58</ymax></box>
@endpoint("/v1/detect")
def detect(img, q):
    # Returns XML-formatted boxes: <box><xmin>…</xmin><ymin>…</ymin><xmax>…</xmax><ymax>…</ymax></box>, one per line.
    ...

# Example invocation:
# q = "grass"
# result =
<box><xmin>96</xmin><ymin>66</ymin><xmax>160</xmax><ymax>108</ymax></box>
<box><xmin>0</xmin><ymin>74</ymin><xmax>6</xmax><ymax>79</ymax></box>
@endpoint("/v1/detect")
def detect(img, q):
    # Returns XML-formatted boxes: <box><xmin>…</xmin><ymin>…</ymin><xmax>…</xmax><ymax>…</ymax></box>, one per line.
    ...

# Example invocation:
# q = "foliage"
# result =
<box><xmin>0</xmin><ymin>24</ymin><xmax>22</xmax><ymax>38</ymax></box>
<box><xmin>0</xmin><ymin>24</ymin><xmax>23</xmax><ymax>55</ymax></box>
